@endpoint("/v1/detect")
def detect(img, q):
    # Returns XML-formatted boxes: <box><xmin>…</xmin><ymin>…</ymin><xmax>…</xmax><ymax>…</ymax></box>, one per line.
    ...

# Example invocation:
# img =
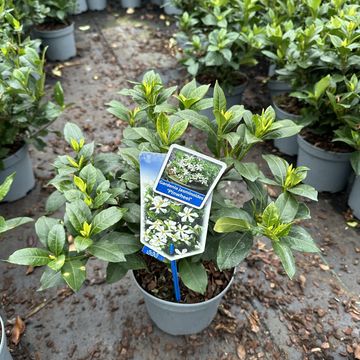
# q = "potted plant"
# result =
<box><xmin>163</xmin><ymin>0</ymin><xmax>181</xmax><ymax>15</ymax></box>
<box><xmin>73</xmin><ymin>0</ymin><xmax>88</xmax><ymax>14</ymax></box>
<box><xmin>121</xmin><ymin>0</ymin><xmax>141</xmax><ymax>8</ymax></box>
<box><xmin>87</xmin><ymin>0</ymin><xmax>106</xmax><ymax>11</ymax></box>
<box><xmin>29</xmin><ymin>0</ymin><xmax>77</xmax><ymax>61</ymax></box>
<box><xmin>0</xmin><ymin>174</ymin><xmax>33</xmax><ymax>360</ymax></box>
<box><xmin>0</xmin><ymin>24</ymin><xmax>65</xmax><ymax>201</ymax></box>
<box><xmin>176</xmin><ymin>0</ymin><xmax>265</xmax><ymax>118</ymax></box>
<box><xmin>292</xmin><ymin>74</ymin><xmax>357</xmax><ymax>193</ymax></box>
<box><xmin>8</xmin><ymin>71</ymin><xmax>317</xmax><ymax>337</ymax></box>
<box><xmin>333</xmin><ymin>118</ymin><xmax>360</xmax><ymax>218</ymax></box>
<box><xmin>274</xmin><ymin>2</ymin><xmax>360</xmax><ymax>158</ymax></box>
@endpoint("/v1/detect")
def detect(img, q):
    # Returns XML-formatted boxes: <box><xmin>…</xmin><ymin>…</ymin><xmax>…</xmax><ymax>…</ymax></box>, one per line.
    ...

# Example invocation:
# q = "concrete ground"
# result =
<box><xmin>0</xmin><ymin>2</ymin><xmax>359</xmax><ymax>359</ymax></box>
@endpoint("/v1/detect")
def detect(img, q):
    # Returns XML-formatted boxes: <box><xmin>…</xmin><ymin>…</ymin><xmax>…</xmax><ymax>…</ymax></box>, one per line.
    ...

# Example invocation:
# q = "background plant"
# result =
<box><xmin>0</xmin><ymin>10</ymin><xmax>65</xmax><ymax>160</ymax></box>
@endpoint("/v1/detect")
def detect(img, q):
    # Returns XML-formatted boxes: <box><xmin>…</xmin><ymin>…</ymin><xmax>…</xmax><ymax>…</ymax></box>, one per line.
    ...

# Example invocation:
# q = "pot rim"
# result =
<box><xmin>1</xmin><ymin>144</ymin><xmax>28</xmax><ymax>169</ymax></box>
<box><xmin>297</xmin><ymin>133</ymin><xmax>353</xmax><ymax>159</ymax></box>
<box><xmin>132</xmin><ymin>268</ymin><xmax>235</xmax><ymax>308</ymax></box>
<box><xmin>272</xmin><ymin>99</ymin><xmax>301</xmax><ymax>119</ymax></box>
<box><xmin>34</xmin><ymin>22</ymin><xmax>74</xmax><ymax>37</ymax></box>
<box><xmin>0</xmin><ymin>315</ymin><xmax>5</xmax><ymax>352</ymax></box>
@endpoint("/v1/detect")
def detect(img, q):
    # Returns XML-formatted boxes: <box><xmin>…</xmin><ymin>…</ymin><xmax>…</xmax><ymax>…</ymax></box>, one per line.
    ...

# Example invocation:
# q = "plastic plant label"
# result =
<box><xmin>140</xmin><ymin>152</ymin><xmax>212</xmax><ymax>261</ymax></box>
<box><xmin>153</xmin><ymin>144</ymin><xmax>226</xmax><ymax>209</ymax></box>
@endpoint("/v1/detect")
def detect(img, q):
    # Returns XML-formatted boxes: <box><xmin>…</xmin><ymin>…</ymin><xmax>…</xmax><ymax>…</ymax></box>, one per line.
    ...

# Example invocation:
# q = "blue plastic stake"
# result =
<box><xmin>169</xmin><ymin>244</ymin><xmax>181</xmax><ymax>302</ymax></box>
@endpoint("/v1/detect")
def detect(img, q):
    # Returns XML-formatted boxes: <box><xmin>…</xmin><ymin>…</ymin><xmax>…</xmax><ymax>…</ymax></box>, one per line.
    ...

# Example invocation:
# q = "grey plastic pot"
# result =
<box><xmin>151</xmin><ymin>0</ymin><xmax>163</xmax><ymax>5</ymax></box>
<box><xmin>348</xmin><ymin>176</ymin><xmax>360</xmax><ymax>219</ymax></box>
<box><xmin>200</xmin><ymin>79</ymin><xmax>248</xmax><ymax>120</ymax></box>
<box><xmin>272</xmin><ymin>101</ymin><xmax>301</xmax><ymax>156</ymax></box>
<box><xmin>163</xmin><ymin>2</ymin><xmax>182</xmax><ymax>15</ymax></box>
<box><xmin>0</xmin><ymin>315</ymin><xmax>12</xmax><ymax>360</ymax></box>
<box><xmin>121</xmin><ymin>0</ymin><xmax>141</xmax><ymax>7</ymax></box>
<box><xmin>297</xmin><ymin>134</ymin><xmax>352</xmax><ymax>193</ymax></box>
<box><xmin>33</xmin><ymin>23</ymin><xmax>76</xmax><ymax>62</ymax></box>
<box><xmin>267</xmin><ymin>64</ymin><xmax>291</xmax><ymax>98</ymax></box>
<box><xmin>132</xmin><ymin>271</ymin><xmax>234</xmax><ymax>335</ymax></box>
<box><xmin>73</xmin><ymin>0</ymin><xmax>88</xmax><ymax>14</ymax></box>
<box><xmin>87</xmin><ymin>0</ymin><xmax>107</xmax><ymax>10</ymax></box>
<box><xmin>0</xmin><ymin>145</ymin><xmax>35</xmax><ymax>202</ymax></box>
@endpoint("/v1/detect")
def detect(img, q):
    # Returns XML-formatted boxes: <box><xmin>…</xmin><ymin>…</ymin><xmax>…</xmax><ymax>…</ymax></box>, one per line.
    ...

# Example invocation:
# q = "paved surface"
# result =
<box><xmin>0</xmin><ymin>3</ymin><xmax>359</xmax><ymax>359</ymax></box>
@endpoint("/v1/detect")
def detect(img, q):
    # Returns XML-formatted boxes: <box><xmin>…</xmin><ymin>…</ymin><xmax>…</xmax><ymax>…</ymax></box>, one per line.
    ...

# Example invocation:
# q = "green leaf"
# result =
<box><xmin>47</xmin><ymin>224</ymin><xmax>66</xmax><ymax>256</ymax></box>
<box><xmin>272</xmin><ymin>241</ymin><xmax>296</xmax><ymax>279</ymax></box>
<box><xmin>214</xmin><ymin>217</ymin><xmax>251</xmax><ymax>233</ymax></box>
<box><xmin>74</xmin><ymin>236</ymin><xmax>93</xmax><ymax>252</ymax></box>
<box><xmin>0</xmin><ymin>217</ymin><xmax>33</xmax><ymax>233</ymax></box>
<box><xmin>88</xmin><ymin>239</ymin><xmax>126</xmax><ymax>262</ymax></box>
<box><xmin>217</xmin><ymin>232</ymin><xmax>253</xmax><ymax>270</ymax></box>
<box><xmin>79</xmin><ymin>164</ymin><xmax>97</xmax><ymax>192</ymax></box>
<box><xmin>35</xmin><ymin>217</ymin><xmax>61</xmax><ymax>247</ymax></box>
<box><xmin>274</xmin><ymin>193</ymin><xmax>299</xmax><ymax>223</ymax></box>
<box><xmin>0</xmin><ymin>173</ymin><xmax>15</xmax><ymax>201</ymax></box>
<box><xmin>282</xmin><ymin>226</ymin><xmax>319</xmax><ymax>253</ymax></box>
<box><xmin>47</xmin><ymin>254</ymin><xmax>66</xmax><ymax>272</ymax></box>
<box><xmin>179</xmin><ymin>259</ymin><xmax>208</xmax><ymax>295</ymax></box>
<box><xmin>54</xmin><ymin>82</ymin><xmax>64</xmax><ymax>106</ymax></box>
<box><xmin>91</xmin><ymin>207</ymin><xmax>127</xmax><ymax>235</ymax></box>
<box><xmin>38</xmin><ymin>268</ymin><xmax>64</xmax><ymax>291</ymax></box>
<box><xmin>176</xmin><ymin>110</ymin><xmax>217</xmax><ymax>137</ymax></box>
<box><xmin>168</xmin><ymin>120</ymin><xmax>188</xmax><ymax>143</ymax></box>
<box><xmin>122</xmin><ymin>203</ymin><xmax>140</xmax><ymax>224</ymax></box>
<box><xmin>8</xmin><ymin>248</ymin><xmax>51</xmax><ymax>266</ymax></box>
<box><xmin>262</xmin><ymin>202</ymin><xmax>280</xmax><ymax>227</ymax></box>
<box><xmin>66</xmin><ymin>201</ymin><xmax>92</xmax><ymax>232</ymax></box>
<box><xmin>45</xmin><ymin>191</ymin><xmax>66</xmax><ymax>213</ymax></box>
<box><xmin>262</xmin><ymin>154</ymin><xmax>288</xmax><ymax>183</ymax></box>
<box><xmin>99</xmin><ymin>232</ymin><xmax>141</xmax><ymax>255</ymax></box>
<box><xmin>106</xmin><ymin>262</ymin><xmax>128</xmax><ymax>284</ymax></box>
<box><xmin>61</xmin><ymin>260</ymin><xmax>86</xmax><ymax>292</ymax></box>
<box><xmin>314</xmin><ymin>75</ymin><xmax>331</xmax><ymax>99</ymax></box>
<box><xmin>156</xmin><ymin>113</ymin><xmax>170</xmax><ymax>144</ymax></box>
<box><xmin>213</xmin><ymin>81</ymin><xmax>227</xmax><ymax>113</ymax></box>
<box><xmin>287</xmin><ymin>184</ymin><xmax>318</xmax><ymax>201</ymax></box>
<box><xmin>234</xmin><ymin>161</ymin><xmax>262</xmax><ymax>182</ymax></box>
<box><xmin>64</xmin><ymin>122</ymin><xmax>83</xmax><ymax>144</ymax></box>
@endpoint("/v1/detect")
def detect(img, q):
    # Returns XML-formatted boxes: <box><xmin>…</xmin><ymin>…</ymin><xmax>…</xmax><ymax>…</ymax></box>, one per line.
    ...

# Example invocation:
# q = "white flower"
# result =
<box><xmin>146</xmin><ymin>219</ymin><xmax>163</xmax><ymax>231</ymax></box>
<box><xmin>178</xmin><ymin>207</ymin><xmax>199</xmax><ymax>223</ymax></box>
<box><xmin>150</xmin><ymin>196</ymin><xmax>170</xmax><ymax>214</ymax></box>
<box><xmin>145</xmin><ymin>193</ymin><xmax>153</xmax><ymax>203</ymax></box>
<box><xmin>149</xmin><ymin>235</ymin><xmax>167</xmax><ymax>248</ymax></box>
<box><xmin>195</xmin><ymin>241</ymin><xmax>201</xmax><ymax>249</ymax></box>
<box><xmin>156</xmin><ymin>225</ymin><xmax>172</xmax><ymax>239</ymax></box>
<box><xmin>164</xmin><ymin>220</ymin><xmax>177</xmax><ymax>231</ymax></box>
<box><xmin>175</xmin><ymin>248</ymin><xmax>188</xmax><ymax>256</ymax></box>
<box><xmin>143</xmin><ymin>229</ymin><xmax>152</xmax><ymax>242</ymax></box>
<box><xmin>177</xmin><ymin>224</ymin><xmax>193</xmax><ymax>239</ymax></box>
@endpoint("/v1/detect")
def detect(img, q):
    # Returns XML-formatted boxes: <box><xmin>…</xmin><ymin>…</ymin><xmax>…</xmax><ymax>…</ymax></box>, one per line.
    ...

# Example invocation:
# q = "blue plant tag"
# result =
<box><xmin>142</xmin><ymin>245</ymin><xmax>165</xmax><ymax>262</ymax></box>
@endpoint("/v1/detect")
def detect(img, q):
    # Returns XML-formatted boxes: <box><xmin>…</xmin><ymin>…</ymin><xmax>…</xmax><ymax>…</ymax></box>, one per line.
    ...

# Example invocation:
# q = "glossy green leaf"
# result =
<box><xmin>179</xmin><ymin>259</ymin><xmax>208</xmax><ymax>295</ymax></box>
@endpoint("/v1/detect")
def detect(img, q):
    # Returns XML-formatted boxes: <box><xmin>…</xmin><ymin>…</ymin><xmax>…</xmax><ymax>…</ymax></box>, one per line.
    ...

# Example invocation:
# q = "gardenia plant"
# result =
<box><xmin>0</xmin><ymin>11</ymin><xmax>65</xmax><ymax>161</ymax></box>
<box><xmin>175</xmin><ymin>0</ymin><xmax>265</xmax><ymax>89</ymax></box>
<box><xmin>8</xmin><ymin>71</ymin><xmax>320</xmax><ymax>295</ymax></box>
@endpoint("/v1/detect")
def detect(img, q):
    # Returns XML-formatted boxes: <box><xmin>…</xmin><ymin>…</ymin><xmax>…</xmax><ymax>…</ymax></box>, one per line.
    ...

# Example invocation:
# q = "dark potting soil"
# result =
<box><xmin>301</xmin><ymin>128</ymin><xmax>353</xmax><ymax>153</ymax></box>
<box><xmin>36</xmin><ymin>21</ymin><xmax>71</xmax><ymax>31</ymax></box>
<box><xmin>197</xmin><ymin>71</ymin><xmax>247</xmax><ymax>88</ymax></box>
<box><xmin>273</xmin><ymin>94</ymin><xmax>302</xmax><ymax>115</ymax></box>
<box><xmin>1</xmin><ymin>141</ymin><xmax>24</xmax><ymax>161</ymax></box>
<box><xmin>134</xmin><ymin>256</ymin><xmax>234</xmax><ymax>304</ymax></box>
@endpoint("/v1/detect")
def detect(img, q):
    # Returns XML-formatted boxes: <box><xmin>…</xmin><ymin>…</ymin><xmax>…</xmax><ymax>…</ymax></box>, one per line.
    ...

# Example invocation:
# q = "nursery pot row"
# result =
<box><xmin>267</xmin><ymin>65</ymin><xmax>292</xmax><ymax>99</ymax></box>
<box><xmin>0</xmin><ymin>315</ymin><xmax>12</xmax><ymax>360</ymax></box>
<box><xmin>73</xmin><ymin>0</ymin><xmax>107</xmax><ymax>13</ymax></box>
<box><xmin>0</xmin><ymin>145</ymin><xmax>35</xmax><ymax>203</ymax></box>
<box><xmin>132</xmin><ymin>271</ymin><xmax>234</xmax><ymax>335</ymax></box>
